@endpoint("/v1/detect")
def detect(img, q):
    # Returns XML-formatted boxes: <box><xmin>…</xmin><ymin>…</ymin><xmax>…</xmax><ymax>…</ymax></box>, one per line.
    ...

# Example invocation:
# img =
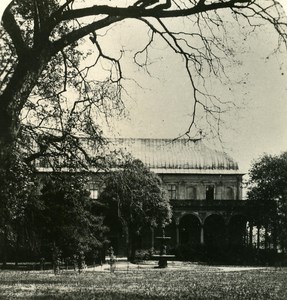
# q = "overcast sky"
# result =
<box><xmin>98</xmin><ymin>3</ymin><xmax>287</xmax><ymax>173</ymax></box>
<box><xmin>1</xmin><ymin>1</ymin><xmax>287</xmax><ymax>173</ymax></box>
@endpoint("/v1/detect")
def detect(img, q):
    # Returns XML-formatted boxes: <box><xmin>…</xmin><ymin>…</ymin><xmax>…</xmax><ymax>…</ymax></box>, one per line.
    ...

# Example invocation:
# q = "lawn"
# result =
<box><xmin>0</xmin><ymin>264</ymin><xmax>286</xmax><ymax>299</ymax></box>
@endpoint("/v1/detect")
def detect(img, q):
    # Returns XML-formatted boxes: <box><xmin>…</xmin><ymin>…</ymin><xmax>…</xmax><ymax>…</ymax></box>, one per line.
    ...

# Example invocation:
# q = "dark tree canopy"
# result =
<box><xmin>0</xmin><ymin>148</ymin><xmax>37</xmax><ymax>264</ymax></box>
<box><xmin>248</xmin><ymin>152</ymin><xmax>287</xmax><ymax>252</ymax></box>
<box><xmin>0</xmin><ymin>0</ymin><xmax>286</xmax><ymax>169</ymax></box>
<box><xmin>99</xmin><ymin>158</ymin><xmax>171</xmax><ymax>259</ymax></box>
<box><xmin>34</xmin><ymin>173</ymin><xmax>107</xmax><ymax>257</ymax></box>
<box><xmin>248</xmin><ymin>153</ymin><xmax>287</xmax><ymax>202</ymax></box>
<box><xmin>100</xmin><ymin>158</ymin><xmax>171</xmax><ymax>229</ymax></box>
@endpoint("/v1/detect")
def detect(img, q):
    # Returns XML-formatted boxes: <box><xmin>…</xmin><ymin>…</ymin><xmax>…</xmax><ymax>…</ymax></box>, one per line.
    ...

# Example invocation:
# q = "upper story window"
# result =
<box><xmin>186</xmin><ymin>186</ymin><xmax>196</xmax><ymax>200</ymax></box>
<box><xmin>39</xmin><ymin>156</ymin><xmax>49</xmax><ymax>168</ymax></box>
<box><xmin>206</xmin><ymin>185</ymin><xmax>214</xmax><ymax>201</ymax></box>
<box><xmin>168</xmin><ymin>184</ymin><xmax>177</xmax><ymax>200</ymax></box>
<box><xmin>89</xmin><ymin>182</ymin><xmax>99</xmax><ymax>199</ymax></box>
<box><xmin>226</xmin><ymin>187</ymin><xmax>234</xmax><ymax>200</ymax></box>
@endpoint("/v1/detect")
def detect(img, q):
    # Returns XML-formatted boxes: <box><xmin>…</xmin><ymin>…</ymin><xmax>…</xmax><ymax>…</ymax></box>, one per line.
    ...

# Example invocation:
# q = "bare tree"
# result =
<box><xmin>0</xmin><ymin>0</ymin><xmax>286</xmax><ymax>166</ymax></box>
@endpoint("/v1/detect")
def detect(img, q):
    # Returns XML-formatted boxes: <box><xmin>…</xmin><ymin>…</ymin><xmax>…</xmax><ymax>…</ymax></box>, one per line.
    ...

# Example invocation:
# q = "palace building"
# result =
<box><xmin>90</xmin><ymin>138</ymin><xmax>256</xmax><ymax>258</ymax></box>
<box><xmin>35</xmin><ymin>137</ymin><xmax>264</xmax><ymax>260</ymax></box>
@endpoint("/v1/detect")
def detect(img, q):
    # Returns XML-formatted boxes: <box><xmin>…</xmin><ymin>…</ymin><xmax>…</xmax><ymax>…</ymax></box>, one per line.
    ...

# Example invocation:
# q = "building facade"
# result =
<box><xmin>93</xmin><ymin>138</ymin><xmax>257</xmax><ymax>258</ymax></box>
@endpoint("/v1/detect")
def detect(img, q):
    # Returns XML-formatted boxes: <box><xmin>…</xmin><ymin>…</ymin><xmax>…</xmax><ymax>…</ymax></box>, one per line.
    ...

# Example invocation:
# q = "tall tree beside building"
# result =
<box><xmin>99</xmin><ymin>159</ymin><xmax>171</xmax><ymax>261</ymax></box>
<box><xmin>248</xmin><ymin>152</ymin><xmax>287</xmax><ymax>252</ymax></box>
<box><xmin>0</xmin><ymin>148</ymin><xmax>36</xmax><ymax>265</ymax></box>
<box><xmin>33</xmin><ymin>174</ymin><xmax>107</xmax><ymax>260</ymax></box>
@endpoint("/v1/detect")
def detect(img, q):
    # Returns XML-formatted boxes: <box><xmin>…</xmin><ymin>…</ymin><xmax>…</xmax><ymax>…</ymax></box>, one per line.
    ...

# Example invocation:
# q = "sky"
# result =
<box><xmin>1</xmin><ymin>1</ymin><xmax>287</xmax><ymax>174</ymax></box>
<box><xmin>96</xmin><ymin>2</ymin><xmax>287</xmax><ymax>174</ymax></box>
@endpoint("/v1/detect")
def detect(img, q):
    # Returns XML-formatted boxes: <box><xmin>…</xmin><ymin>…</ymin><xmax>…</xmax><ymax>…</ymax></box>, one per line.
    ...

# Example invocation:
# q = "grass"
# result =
<box><xmin>0</xmin><ymin>264</ymin><xmax>286</xmax><ymax>299</ymax></box>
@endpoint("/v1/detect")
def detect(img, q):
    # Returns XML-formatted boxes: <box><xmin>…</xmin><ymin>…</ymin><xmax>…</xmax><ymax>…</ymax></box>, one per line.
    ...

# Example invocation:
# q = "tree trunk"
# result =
<box><xmin>125</xmin><ymin>225</ymin><xmax>130</xmax><ymax>259</ymax></box>
<box><xmin>1</xmin><ymin>227</ymin><xmax>8</xmax><ymax>267</ymax></box>
<box><xmin>130</xmin><ymin>239</ymin><xmax>136</xmax><ymax>262</ymax></box>
<box><xmin>273</xmin><ymin>222</ymin><xmax>278</xmax><ymax>251</ymax></box>
<box><xmin>15</xmin><ymin>227</ymin><xmax>21</xmax><ymax>267</ymax></box>
<box><xmin>264</xmin><ymin>224</ymin><xmax>268</xmax><ymax>250</ymax></box>
<box><xmin>127</xmin><ymin>227</ymin><xmax>137</xmax><ymax>262</ymax></box>
<box><xmin>0</xmin><ymin>47</ymin><xmax>53</xmax><ymax>151</ymax></box>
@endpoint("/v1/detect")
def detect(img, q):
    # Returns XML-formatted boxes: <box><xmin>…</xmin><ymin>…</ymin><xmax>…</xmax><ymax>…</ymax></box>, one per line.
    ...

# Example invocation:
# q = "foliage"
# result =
<box><xmin>0</xmin><ymin>266</ymin><xmax>287</xmax><ymax>299</ymax></box>
<box><xmin>0</xmin><ymin>148</ymin><xmax>37</xmax><ymax>264</ymax></box>
<box><xmin>134</xmin><ymin>249</ymin><xmax>154</xmax><ymax>261</ymax></box>
<box><xmin>1</xmin><ymin>0</ymin><xmax>124</xmax><ymax>170</ymax></box>
<box><xmin>32</xmin><ymin>173</ymin><xmax>107</xmax><ymax>259</ymax></box>
<box><xmin>248</xmin><ymin>152</ymin><xmax>287</xmax><ymax>252</ymax></box>
<box><xmin>0</xmin><ymin>0</ymin><xmax>286</xmax><ymax>164</ymax></box>
<box><xmin>175</xmin><ymin>243</ymin><xmax>281</xmax><ymax>265</ymax></box>
<box><xmin>0</xmin><ymin>149</ymin><xmax>35</xmax><ymax>223</ymax></box>
<box><xmin>100</xmin><ymin>159</ymin><xmax>171</xmax><ymax>228</ymax></box>
<box><xmin>99</xmin><ymin>158</ymin><xmax>171</xmax><ymax>259</ymax></box>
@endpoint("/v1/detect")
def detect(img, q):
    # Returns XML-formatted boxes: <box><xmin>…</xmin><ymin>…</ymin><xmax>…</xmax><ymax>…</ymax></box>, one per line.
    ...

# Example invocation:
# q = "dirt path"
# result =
<box><xmin>89</xmin><ymin>260</ymin><xmax>268</xmax><ymax>272</ymax></box>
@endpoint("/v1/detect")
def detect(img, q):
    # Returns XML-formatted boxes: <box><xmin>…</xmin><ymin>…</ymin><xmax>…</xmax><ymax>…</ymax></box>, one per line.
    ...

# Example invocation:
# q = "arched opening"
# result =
<box><xmin>228</xmin><ymin>215</ymin><xmax>248</xmax><ymax>247</ymax></box>
<box><xmin>176</xmin><ymin>214</ymin><xmax>202</xmax><ymax>260</ymax></box>
<box><xmin>204</xmin><ymin>214</ymin><xmax>226</xmax><ymax>248</ymax></box>
<box><xmin>179</xmin><ymin>214</ymin><xmax>201</xmax><ymax>246</ymax></box>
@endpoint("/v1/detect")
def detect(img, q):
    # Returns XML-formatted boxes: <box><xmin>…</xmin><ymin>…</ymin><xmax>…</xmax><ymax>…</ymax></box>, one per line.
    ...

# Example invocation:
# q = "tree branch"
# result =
<box><xmin>51</xmin><ymin>15</ymin><xmax>125</xmax><ymax>54</ymax></box>
<box><xmin>58</xmin><ymin>1</ymin><xmax>252</xmax><ymax>20</ymax></box>
<box><xmin>2</xmin><ymin>9</ymin><xmax>29</xmax><ymax>58</ymax></box>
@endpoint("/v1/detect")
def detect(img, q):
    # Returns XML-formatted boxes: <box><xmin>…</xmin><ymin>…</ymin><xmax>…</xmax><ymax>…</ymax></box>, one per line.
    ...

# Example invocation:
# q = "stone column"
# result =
<box><xmin>257</xmin><ymin>225</ymin><xmax>260</xmax><ymax>249</ymax></box>
<box><xmin>236</xmin><ymin>175</ymin><xmax>241</xmax><ymax>200</ymax></box>
<box><xmin>151</xmin><ymin>227</ymin><xmax>154</xmax><ymax>249</ymax></box>
<box><xmin>249</xmin><ymin>221</ymin><xmax>253</xmax><ymax>247</ymax></box>
<box><xmin>225</xmin><ymin>223</ymin><xmax>229</xmax><ymax>247</ymax></box>
<box><xmin>176</xmin><ymin>224</ymin><xmax>180</xmax><ymax>246</ymax></box>
<box><xmin>200</xmin><ymin>225</ymin><xmax>204</xmax><ymax>245</ymax></box>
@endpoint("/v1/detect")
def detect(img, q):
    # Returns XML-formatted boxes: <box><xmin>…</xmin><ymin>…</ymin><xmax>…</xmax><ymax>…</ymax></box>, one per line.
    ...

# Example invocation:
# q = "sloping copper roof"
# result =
<box><xmin>109</xmin><ymin>138</ymin><xmax>240</xmax><ymax>174</ymax></box>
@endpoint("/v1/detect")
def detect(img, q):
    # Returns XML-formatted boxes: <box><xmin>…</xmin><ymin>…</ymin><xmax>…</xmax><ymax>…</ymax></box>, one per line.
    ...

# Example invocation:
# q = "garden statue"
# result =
<box><xmin>40</xmin><ymin>257</ymin><xmax>45</xmax><ymax>271</ymax></box>
<box><xmin>77</xmin><ymin>251</ymin><xmax>86</xmax><ymax>273</ymax></box>
<box><xmin>107</xmin><ymin>246</ymin><xmax>117</xmax><ymax>273</ymax></box>
<box><xmin>52</xmin><ymin>247</ymin><xmax>62</xmax><ymax>275</ymax></box>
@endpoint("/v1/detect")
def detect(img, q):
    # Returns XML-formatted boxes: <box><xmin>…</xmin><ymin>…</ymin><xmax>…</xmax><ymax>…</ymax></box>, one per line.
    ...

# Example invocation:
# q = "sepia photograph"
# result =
<box><xmin>0</xmin><ymin>0</ymin><xmax>287</xmax><ymax>299</ymax></box>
